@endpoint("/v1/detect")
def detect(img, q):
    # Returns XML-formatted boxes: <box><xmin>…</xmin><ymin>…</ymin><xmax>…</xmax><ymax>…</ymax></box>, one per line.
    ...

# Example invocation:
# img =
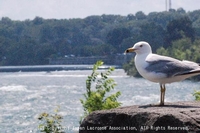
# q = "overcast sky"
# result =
<box><xmin>0</xmin><ymin>0</ymin><xmax>199</xmax><ymax>21</ymax></box>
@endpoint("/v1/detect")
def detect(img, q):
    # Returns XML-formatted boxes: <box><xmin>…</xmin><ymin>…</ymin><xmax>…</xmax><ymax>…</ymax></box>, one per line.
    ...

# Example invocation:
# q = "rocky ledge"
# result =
<box><xmin>79</xmin><ymin>101</ymin><xmax>200</xmax><ymax>133</ymax></box>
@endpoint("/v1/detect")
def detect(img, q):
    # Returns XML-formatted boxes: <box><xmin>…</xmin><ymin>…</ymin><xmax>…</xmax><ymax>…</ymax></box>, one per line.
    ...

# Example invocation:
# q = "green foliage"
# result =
<box><xmin>135</xmin><ymin>11</ymin><xmax>146</xmax><ymax>20</ymax></box>
<box><xmin>138</xmin><ymin>22</ymin><xmax>166</xmax><ymax>51</ymax></box>
<box><xmin>158</xmin><ymin>38</ymin><xmax>200</xmax><ymax>61</ymax></box>
<box><xmin>123</xmin><ymin>58</ymin><xmax>141</xmax><ymax>77</ymax></box>
<box><xmin>165</xmin><ymin>16</ymin><xmax>195</xmax><ymax>44</ymax></box>
<box><xmin>1</xmin><ymin>9</ymin><xmax>200</xmax><ymax>65</ymax></box>
<box><xmin>193</xmin><ymin>90</ymin><xmax>200</xmax><ymax>101</ymax></box>
<box><xmin>106</xmin><ymin>27</ymin><xmax>131</xmax><ymax>48</ymax></box>
<box><xmin>80</xmin><ymin>61</ymin><xmax>121</xmax><ymax>117</ymax></box>
<box><xmin>38</xmin><ymin>106</ymin><xmax>65</xmax><ymax>133</ymax></box>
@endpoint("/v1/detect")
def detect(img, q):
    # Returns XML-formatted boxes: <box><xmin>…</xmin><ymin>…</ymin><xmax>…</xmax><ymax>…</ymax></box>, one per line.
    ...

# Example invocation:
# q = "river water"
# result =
<box><xmin>0</xmin><ymin>69</ymin><xmax>199</xmax><ymax>133</ymax></box>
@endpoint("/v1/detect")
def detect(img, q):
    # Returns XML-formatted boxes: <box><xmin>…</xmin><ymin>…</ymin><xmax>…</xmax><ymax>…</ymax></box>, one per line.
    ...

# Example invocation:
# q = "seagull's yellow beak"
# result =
<box><xmin>125</xmin><ymin>47</ymin><xmax>135</xmax><ymax>53</ymax></box>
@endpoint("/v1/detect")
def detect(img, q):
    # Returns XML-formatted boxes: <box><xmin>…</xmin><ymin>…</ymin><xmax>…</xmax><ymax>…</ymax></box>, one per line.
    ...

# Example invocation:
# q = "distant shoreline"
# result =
<box><xmin>0</xmin><ymin>65</ymin><xmax>122</xmax><ymax>72</ymax></box>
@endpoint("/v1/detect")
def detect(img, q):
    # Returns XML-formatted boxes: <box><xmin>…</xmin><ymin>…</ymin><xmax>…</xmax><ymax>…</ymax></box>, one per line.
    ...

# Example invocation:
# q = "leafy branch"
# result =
<box><xmin>80</xmin><ymin>61</ymin><xmax>121</xmax><ymax>118</ymax></box>
<box><xmin>38</xmin><ymin>106</ymin><xmax>65</xmax><ymax>133</ymax></box>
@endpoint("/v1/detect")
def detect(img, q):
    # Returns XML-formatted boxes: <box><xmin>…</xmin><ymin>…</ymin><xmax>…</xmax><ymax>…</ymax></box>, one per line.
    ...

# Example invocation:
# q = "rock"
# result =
<box><xmin>79</xmin><ymin>101</ymin><xmax>200</xmax><ymax>133</ymax></box>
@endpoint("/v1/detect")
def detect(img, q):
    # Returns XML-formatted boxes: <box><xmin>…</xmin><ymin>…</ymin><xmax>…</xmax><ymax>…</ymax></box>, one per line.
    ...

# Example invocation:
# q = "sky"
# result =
<box><xmin>0</xmin><ymin>0</ymin><xmax>199</xmax><ymax>21</ymax></box>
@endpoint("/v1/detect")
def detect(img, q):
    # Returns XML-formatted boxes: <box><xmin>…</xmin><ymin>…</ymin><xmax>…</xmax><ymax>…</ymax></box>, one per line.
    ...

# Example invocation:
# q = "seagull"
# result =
<box><xmin>125</xmin><ymin>41</ymin><xmax>200</xmax><ymax>106</ymax></box>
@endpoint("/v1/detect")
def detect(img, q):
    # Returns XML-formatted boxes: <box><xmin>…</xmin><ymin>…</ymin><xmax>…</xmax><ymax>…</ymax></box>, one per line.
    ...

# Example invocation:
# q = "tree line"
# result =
<box><xmin>0</xmin><ymin>8</ymin><xmax>200</xmax><ymax>66</ymax></box>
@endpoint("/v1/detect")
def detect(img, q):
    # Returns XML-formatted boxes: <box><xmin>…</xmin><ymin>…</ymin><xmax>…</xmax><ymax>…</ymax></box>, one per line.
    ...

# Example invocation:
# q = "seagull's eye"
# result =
<box><xmin>140</xmin><ymin>45</ymin><xmax>143</xmax><ymax>47</ymax></box>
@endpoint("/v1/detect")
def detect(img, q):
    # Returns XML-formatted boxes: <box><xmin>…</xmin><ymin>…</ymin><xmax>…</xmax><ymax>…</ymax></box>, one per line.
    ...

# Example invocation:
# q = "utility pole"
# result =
<box><xmin>166</xmin><ymin>0</ymin><xmax>172</xmax><ymax>11</ymax></box>
<box><xmin>169</xmin><ymin>0</ymin><xmax>171</xmax><ymax>10</ymax></box>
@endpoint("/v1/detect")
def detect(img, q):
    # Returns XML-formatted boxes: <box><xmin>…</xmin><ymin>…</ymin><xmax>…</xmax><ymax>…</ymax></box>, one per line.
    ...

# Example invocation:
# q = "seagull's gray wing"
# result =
<box><xmin>145</xmin><ymin>54</ymin><xmax>200</xmax><ymax>77</ymax></box>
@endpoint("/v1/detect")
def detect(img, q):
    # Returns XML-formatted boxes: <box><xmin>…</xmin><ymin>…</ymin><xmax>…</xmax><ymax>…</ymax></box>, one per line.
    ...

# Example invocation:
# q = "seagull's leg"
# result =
<box><xmin>160</xmin><ymin>84</ymin><xmax>163</xmax><ymax>106</ymax></box>
<box><xmin>162</xmin><ymin>84</ymin><xmax>166</xmax><ymax>105</ymax></box>
<box><xmin>159</xmin><ymin>84</ymin><xmax>165</xmax><ymax>106</ymax></box>
<box><xmin>150</xmin><ymin>84</ymin><xmax>165</xmax><ymax>106</ymax></box>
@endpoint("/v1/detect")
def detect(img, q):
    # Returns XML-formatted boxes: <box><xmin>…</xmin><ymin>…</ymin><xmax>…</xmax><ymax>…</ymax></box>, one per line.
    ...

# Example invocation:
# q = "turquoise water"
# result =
<box><xmin>0</xmin><ymin>69</ymin><xmax>199</xmax><ymax>133</ymax></box>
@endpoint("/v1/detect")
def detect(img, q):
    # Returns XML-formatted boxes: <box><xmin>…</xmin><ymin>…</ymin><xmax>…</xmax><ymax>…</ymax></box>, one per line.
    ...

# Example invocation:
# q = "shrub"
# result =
<box><xmin>193</xmin><ymin>90</ymin><xmax>200</xmax><ymax>101</ymax></box>
<box><xmin>123</xmin><ymin>58</ymin><xmax>141</xmax><ymax>77</ymax></box>
<box><xmin>38</xmin><ymin>106</ymin><xmax>65</xmax><ymax>133</ymax></box>
<box><xmin>80</xmin><ymin>61</ymin><xmax>121</xmax><ymax>117</ymax></box>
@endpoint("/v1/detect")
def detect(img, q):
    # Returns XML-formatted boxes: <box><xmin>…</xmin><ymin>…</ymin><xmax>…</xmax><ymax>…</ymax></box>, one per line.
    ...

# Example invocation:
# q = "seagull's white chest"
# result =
<box><xmin>134</xmin><ymin>54</ymin><xmax>166</xmax><ymax>83</ymax></box>
<box><xmin>134</xmin><ymin>54</ymin><xmax>149</xmax><ymax>76</ymax></box>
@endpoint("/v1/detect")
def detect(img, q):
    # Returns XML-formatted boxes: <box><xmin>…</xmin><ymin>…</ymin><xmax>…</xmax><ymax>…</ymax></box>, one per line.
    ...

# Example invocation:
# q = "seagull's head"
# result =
<box><xmin>125</xmin><ymin>41</ymin><xmax>152</xmax><ymax>55</ymax></box>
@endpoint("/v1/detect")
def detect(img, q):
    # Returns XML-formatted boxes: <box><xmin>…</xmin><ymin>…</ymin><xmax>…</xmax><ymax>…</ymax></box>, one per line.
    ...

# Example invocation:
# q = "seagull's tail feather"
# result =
<box><xmin>176</xmin><ymin>69</ymin><xmax>200</xmax><ymax>76</ymax></box>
